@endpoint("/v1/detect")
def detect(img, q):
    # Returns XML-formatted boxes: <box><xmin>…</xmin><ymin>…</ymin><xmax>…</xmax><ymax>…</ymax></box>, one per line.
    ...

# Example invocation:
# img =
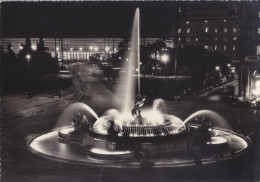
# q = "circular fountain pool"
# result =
<box><xmin>28</xmin><ymin>124</ymin><xmax>251</xmax><ymax>168</ymax></box>
<box><xmin>27</xmin><ymin>100</ymin><xmax>252</xmax><ymax>168</ymax></box>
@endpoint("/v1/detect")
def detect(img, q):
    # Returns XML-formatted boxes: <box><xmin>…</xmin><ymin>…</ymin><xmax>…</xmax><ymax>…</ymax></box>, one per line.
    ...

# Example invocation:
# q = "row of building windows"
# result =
<box><xmin>177</xmin><ymin>36</ymin><xmax>237</xmax><ymax>41</ymax></box>
<box><xmin>183</xmin><ymin>11</ymin><xmax>260</xmax><ymax>26</ymax></box>
<box><xmin>185</xmin><ymin>19</ymin><xmax>228</xmax><ymax>25</ymax></box>
<box><xmin>204</xmin><ymin>45</ymin><xmax>236</xmax><ymax>51</ymax></box>
<box><xmin>50</xmin><ymin>51</ymin><xmax>110</xmax><ymax>60</ymax></box>
<box><xmin>178</xmin><ymin>27</ymin><xmax>238</xmax><ymax>34</ymax></box>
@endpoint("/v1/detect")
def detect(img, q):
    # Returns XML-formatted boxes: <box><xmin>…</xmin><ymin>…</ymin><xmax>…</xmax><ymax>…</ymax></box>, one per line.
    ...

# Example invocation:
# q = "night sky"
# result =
<box><xmin>1</xmin><ymin>1</ymin><xmax>252</xmax><ymax>38</ymax></box>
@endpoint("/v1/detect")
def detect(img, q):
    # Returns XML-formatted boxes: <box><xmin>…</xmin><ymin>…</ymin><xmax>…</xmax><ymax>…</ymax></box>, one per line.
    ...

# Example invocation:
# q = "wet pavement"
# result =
<box><xmin>1</xmin><ymin>63</ymin><xmax>260</xmax><ymax>182</ymax></box>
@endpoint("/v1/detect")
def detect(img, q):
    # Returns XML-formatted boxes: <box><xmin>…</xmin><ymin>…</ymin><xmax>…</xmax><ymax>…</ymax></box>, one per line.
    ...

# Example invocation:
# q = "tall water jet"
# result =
<box><xmin>116</xmin><ymin>8</ymin><xmax>140</xmax><ymax>115</ymax></box>
<box><xmin>137</xmin><ymin>8</ymin><xmax>140</xmax><ymax>95</ymax></box>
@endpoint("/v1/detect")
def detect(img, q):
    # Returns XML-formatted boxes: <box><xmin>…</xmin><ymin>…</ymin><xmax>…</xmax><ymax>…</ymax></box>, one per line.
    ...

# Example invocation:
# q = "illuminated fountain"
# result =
<box><xmin>90</xmin><ymin>8</ymin><xmax>186</xmax><ymax>138</ymax></box>
<box><xmin>27</xmin><ymin>8</ymin><xmax>252</xmax><ymax>168</ymax></box>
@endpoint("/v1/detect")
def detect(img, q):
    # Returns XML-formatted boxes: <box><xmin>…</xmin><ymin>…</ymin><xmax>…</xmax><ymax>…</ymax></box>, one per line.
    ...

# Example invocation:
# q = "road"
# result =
<box><xmin>1</xmin><ymin>63</ymin><xmax>260</xmax><ymax>182</ymax></box>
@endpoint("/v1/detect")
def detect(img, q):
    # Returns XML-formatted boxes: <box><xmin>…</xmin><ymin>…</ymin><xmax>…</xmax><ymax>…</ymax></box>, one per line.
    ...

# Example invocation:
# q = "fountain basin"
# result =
<box><xmin>27</xmin><ymin>124</ymin><xmax>252</xmax><ymax>168</ymax></box>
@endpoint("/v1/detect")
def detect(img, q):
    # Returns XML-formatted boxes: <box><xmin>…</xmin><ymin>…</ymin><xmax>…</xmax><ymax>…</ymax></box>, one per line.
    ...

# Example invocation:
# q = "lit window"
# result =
<box><xmin>178</xmin><ymin>28</ymin><xmax>181</xmax><ymax>34</ymax></box>
<box><xmin>223</xmin><ymin>19</ymin><xmax>227</xmax><ymax>22</ymax></box>
<box><xmin>257</xmin><ymin>45</ymin><xmax>260</xmax><ymax>55</ymax></box>
<box><xmin>233</xmin><ymin>28</ymin><xmax>237</xmax><ymax>33</ymax></box>
<box><xmin>186</xmin><ymin>37</ymin><xmax>190</xmax><ymax>41</ymax></box>
<box><xmin>195</xmin><ymin>37</ymin><xmax>199</xmax><ymax>41</ymax></box>
<box><xmin>258</xmin><ymin>11</ymin><xmax>260</xmax><ymax>18</ymax></box>
<box><xmin>258</xmin><ymin>28</ymin><xmax>260</xmax><ymax>34</ymax></box>
<box><xmin>178</xmin><ymin>37</ymin><xmax>181</xmax><ymax>41</ymax></box>
<box><xmin>224</xmin><ymin>28</ymin><xmax>228</xmax><ymax>33</ymax></box>
<box><xmin>205</xmin><ymin>45</ymin><xmax>208</xmax><ymax>50</ymax></box>
<box><xmin>233</xmin><ymin>45</ymin><xmax>236</xmax><ymax>51</ymax></box>
<box><xmin>204</xmin><ymin>20</ymin><xmax>208</xmax><ymax>23</ymax></box>
<box><xmin>233</xmin><ymin>37</ymin><xmax>237</xmax><ymax>41</ymax></box>
<box><xmin>187</xmin><ymin>28</ymin><xmax>190</xmax><ymax>33</ymax></box>
<box><xmin>186</xmin><ymin>21</ymin><xmax>190</xmax><ymax>24</ymax></box>
<box><xmin>215</xmin><ymin>45</ymin><xmax>218</xmax><ymax>50</ymax></box>
<box><xmin>205</xmin><ymin>27</ymin><xmax>209</xmax><ymax>33</ymax></box>
<box><xmin>214</xmin><ymin>27</ymin><xmax>218</xmax><ymax>33</ymax></box>
<box><xmin>224</xmin><ymin>45</ymin><xmax>227</xmax><ymax>51</ymax></box>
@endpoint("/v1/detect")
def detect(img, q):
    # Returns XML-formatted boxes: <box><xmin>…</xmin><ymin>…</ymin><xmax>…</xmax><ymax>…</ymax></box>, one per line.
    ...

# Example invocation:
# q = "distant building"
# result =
<box><xmin>174</xmin><ymin>3</ymin><xmax>259</xmax><ymax>59</ymax></box>
<box><xmin>1</xmin><ymin>38</ymin><xmax>160</xmax><ymax>61</ymax></box>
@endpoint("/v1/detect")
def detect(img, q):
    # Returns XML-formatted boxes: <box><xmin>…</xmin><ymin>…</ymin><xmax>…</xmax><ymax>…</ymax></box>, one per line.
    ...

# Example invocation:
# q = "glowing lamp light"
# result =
<box><xmin>56</xmin><ymin>47</ymin><xmax>60</xmax><ymax>51</ymax></box>
<box><xmin>19</xmin><ymin>46</ymin><xmax>23</xmax><ymax>50</ymax></box>
<box><xmin>79</xmin><ymin>47</ymin><xmax>83</xmax><ymax>51</ymax></box>
<box><xmin>26</xmin><ymin>54</ymin><xmax>31</xmax><ymax>60</ymax></box>
<box><xmin>89</xmin><ymin>46</ymin><xmax>93</xmax><ymax>51</ymax></box>
<box><xmin>105</xmin><ymin>46</ymin><xmax>109</xmax><ymax>52</ymax></box>
<box><xmin>70</xmin><ymin>48</ymin><xmax>73</xmax><ymax>51</ymax></box>
<box><xmin>227</xmin><ymin>63</ymin><xmax>231</xmax><ymax>67</ymax></box>
<box><xmin>215</xmin><ymin>66</ymin><xmax>220</xmax><ymax>71</ymax></box>
<box><xmin>162</xmin><ymin>54</ymin><xmax>169</xmax><ymax>63</ymax></box>
<box><xmin>94</xmin><ymin>47</ymin><xmax>98</xmax><ymax>51</ymax></box>
<box><xmin>31</xmin><ymin>45</ymin><xmax>37</xmax><ymax>50</ymax></box>
<box><xmin>252</xmin><ymin>80</ymin><xmax>260</xmax><ymax>95</ymax></box>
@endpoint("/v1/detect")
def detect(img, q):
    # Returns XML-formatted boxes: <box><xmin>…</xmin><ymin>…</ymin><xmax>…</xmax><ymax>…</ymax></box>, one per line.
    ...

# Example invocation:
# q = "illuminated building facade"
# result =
<box><xmin>175</xmin><ymin>3</ymin><xmax>260</xmax><ymax>59</ymax></box>
<box><xmin>1</xmin><ymin>38</ymin><xmax>160</xmax><ymax>61</ymax></box>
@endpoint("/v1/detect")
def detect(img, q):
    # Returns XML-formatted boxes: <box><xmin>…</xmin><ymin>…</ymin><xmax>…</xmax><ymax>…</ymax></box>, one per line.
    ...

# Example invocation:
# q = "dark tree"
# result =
<box><xmin>3</xmin><ymin>44</ymin><xmax>19</xmax><ymax>92</ymax></box>
<box><xmin>114</xmin><ymin>37</ymin><xmax>129</xmax><ymax>64</ymax></box>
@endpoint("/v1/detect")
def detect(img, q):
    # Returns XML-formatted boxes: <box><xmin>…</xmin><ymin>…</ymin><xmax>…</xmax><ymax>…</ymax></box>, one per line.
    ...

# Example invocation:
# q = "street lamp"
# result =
<box><xmin>26</xmin><ymin>54</ymin><xmax>31</xmax><ymax>61</ymax></box>
<box><xmin>162</xmin><ymin>54</ymin><xmax>169</xmax><ymax>78</ymax></box>
<box><xmin>26</xmin><ymin>54</ymin><xmax>32</xmax><ymax>98</ymax></box>
<box><xmin>162</xmin><ymin>54</ymin><xmax>169</xmax><ymax>98</ymax></box>
<box><xmin>215</xmin><ymin>66</ymin><xmax>220</xmax><ymax>71</ymax></box>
